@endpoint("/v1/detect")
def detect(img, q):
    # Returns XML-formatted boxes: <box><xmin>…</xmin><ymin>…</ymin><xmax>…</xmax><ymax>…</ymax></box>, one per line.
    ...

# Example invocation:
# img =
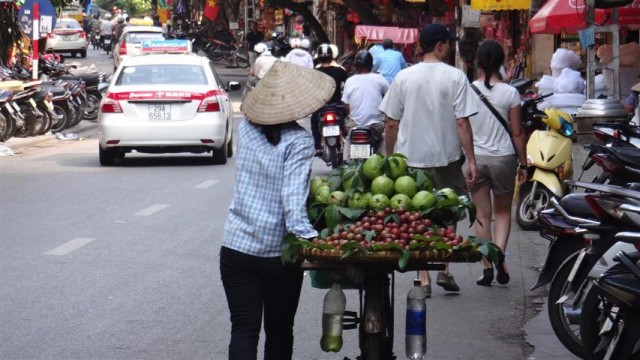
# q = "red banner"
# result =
<box><xmin>203</xmin><ymin>0</ymin><xmax>220</xmax><ymax>21</ymax></box>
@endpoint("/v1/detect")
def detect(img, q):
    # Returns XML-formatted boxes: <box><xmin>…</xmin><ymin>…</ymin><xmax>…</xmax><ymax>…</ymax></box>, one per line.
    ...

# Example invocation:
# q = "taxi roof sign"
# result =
<box><xmin>140</xmin><ymin>40</ymin><xmax>191</xmax><ymax>54</ymax></box>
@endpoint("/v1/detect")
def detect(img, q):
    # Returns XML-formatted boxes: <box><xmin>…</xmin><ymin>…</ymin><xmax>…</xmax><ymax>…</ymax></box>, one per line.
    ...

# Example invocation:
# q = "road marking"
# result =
<box><xmin>44</xmin><ymin>238</ymin><xmax>95</xmax><ymax>256</ymax></box>
<box><xmin>194</xmin><ymin>180</ymin><xmax>220</xmax><ymax>189</ymax></box>
<box><xmin>134</xmin><ymin>204</ymin><xmax>169</xmax><ymax>216</ymax></box>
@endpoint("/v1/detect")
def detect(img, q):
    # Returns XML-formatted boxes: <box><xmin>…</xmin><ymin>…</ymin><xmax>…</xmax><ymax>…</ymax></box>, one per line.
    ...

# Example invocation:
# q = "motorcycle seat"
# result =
<box><xmin>610</xmin><ymin>147</ymin><xmax>640</xmax><ymax>167</ymax></box>
<box><xmin>560</xmin><ymin>193</ymin><xmax>594</xmax><ymax>218</ymax></box>
<box><xmin>44</xmin><ymin>87</ymin><xmax>66</xmax><ymax>97</ymax></box>
<box><xmin>0</xmin><ymin>91</ymin><xmax>13</xmax><ymax>101</ymax></box>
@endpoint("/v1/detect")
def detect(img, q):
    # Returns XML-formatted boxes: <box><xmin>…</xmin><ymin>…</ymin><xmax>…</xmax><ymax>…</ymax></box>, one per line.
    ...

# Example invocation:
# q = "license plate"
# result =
<box><xmin>29</xmin><ymin>98</ymin><xmax>37</xmax><ymax>108</ymax></box>
<box><xmin>350</xmin><ymin>144</ymin><xmax>371</xmax><ymax>159</ymax></box>
<box><xmin>104</xmin><ymin>39</ymin><xmax>111</xmax><ymax>45</ymax></box>
<box><xmin>4</xmin><ymin>103</ymin><xmax>14</xmax><ymax>114</ymax></box>
<box><xmin>322</xmin><ymin>125</ymin><xmax>340</xmax><ymax>137</ymax></box>
<box><xmin>148</xmin><ymin>104</ymin><xmax>171</xmax><ymax>120</ymax></box>
<box><xmin>64</xmin><ymin>34</ymin><xmax>79</xmax><ymax>41</ymax></box>
<box><xmin>567</xmin><ymin>249</ymin><xmax>587</xmax><ymax>283</ymax></box>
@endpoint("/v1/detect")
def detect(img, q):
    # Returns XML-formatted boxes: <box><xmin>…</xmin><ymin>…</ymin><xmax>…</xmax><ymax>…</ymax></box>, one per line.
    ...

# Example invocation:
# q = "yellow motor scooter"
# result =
<box><xmin>516</xmin><ymin>108</ymin><xmax>575</xmax><ymax>230</ymax></box>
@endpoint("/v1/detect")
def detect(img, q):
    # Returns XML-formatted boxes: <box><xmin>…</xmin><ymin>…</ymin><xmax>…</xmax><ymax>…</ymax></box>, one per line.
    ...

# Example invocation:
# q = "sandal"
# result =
<box><xmin>496</xmin><ymin>254</ymin><xmax>510</xmax><ymax>285</ymax></box>
<box><xmin>476</xmin><ymin>268</ymin><xmax>494</xmax><ymax>286</ymax></box>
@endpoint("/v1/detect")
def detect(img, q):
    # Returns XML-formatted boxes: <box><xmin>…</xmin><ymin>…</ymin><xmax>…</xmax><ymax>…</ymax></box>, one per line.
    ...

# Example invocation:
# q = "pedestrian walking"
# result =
<box><xmin>467</xmin><ymin>40</ymin><xmax>528</xmax><ymax>286</ymax></box>
<box><xmin>220</xmin><ymin>60</ymin><xmax>335</xmax><ymax>360</ymax></box>
<box><xmin>372</xmin><ymin>38</ymin><xmax>407</xmax><ymax>84</ymax></box>
<box><xmin>247</xmin><ymin>22</ymin><xmax>264</xmax><ymax>67</ymax></box>
<box><xmin>379</xmin><ymin>24</ymin><xmax>478</xmax><ymax>298</ymax></box>
<box><xmin>341</xmin><ymin>51</ymin><xmax>389</xmax><ymax>160</ymax></box>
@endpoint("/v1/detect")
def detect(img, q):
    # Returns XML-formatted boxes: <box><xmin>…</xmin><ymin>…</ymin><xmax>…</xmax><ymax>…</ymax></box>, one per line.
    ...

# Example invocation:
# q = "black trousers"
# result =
<box><xmin>219</xmin><ymin>246</ymin><xmax>303</xmax><ymax>360</ymax></box>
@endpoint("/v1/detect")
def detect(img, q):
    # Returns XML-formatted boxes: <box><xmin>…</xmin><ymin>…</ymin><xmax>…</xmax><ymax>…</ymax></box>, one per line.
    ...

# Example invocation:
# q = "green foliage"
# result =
<box><xmin>95</xmin><ymin>0</ymin><xmax>151</xmax><ymax>16</ymax></box>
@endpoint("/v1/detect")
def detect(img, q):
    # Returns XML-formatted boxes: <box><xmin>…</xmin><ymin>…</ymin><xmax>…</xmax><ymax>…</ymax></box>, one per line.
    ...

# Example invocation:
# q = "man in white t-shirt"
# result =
<box><xmin>342</xmin><ymin>51</ymin><xmax>389</xmax><ymax>159</ymax></box>
<box><xmin>379</xmin><ymin>24</ymin><xmax>478</xmax><ymax>298</ymax></box>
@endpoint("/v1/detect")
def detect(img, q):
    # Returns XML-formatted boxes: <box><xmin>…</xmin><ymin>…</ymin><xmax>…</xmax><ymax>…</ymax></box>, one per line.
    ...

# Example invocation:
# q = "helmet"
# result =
<box><xmin>290</xmin><ymin>38</ymin><xmax>301</xmax><ymax>48</ymax></box>
<box><xmin>117</xmin><ymin>17</ymin><xmax>124</xmax><ymax>24</ymax></box>
<box><xmin>329</xmin><ymin>44</ymin><xmax>339</xmax><ymax>59</ymax></box>
<box><xmin>316</xmin><ymin>44</ymin><xmax>333</xmax><ymax>60</ymax></box>
<box><xmin>354</xmin><ymin>51</ymin><xmax>373</xmax><ymax>70</ymax></box>
<box><xmin>254</xmin><ymin>42</ymin><xmax>269</xmax><ymax>54</ymax></box>
<box><xmin>104</xmin><ymin>14</ymin><xmax>112</xmax><ymax>20</ymax></box>
<box><xmin>300</xmin><ymin>38</ymin><xmax>311</xmax><ymax>49</ymax></box>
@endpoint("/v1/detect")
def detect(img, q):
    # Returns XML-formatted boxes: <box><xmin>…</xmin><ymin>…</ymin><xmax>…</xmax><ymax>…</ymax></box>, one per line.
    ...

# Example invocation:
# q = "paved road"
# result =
<box><xmin>1</xmin><ymin>46</ymin><xmax>592</xmax><ymax>360</ymax></box>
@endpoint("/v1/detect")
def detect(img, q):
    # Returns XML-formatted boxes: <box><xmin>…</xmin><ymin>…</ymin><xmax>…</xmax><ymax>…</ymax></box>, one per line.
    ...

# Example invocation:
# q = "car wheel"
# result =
<box><xmin>226</xmin><ymin>135</ymin><xmax>233</xmax><ymax>158</ymax></box>
<box><xmin>99</xmin><ymin>146</ymin><xmax>116</xmax><ymax>166</ymax></box>
<box><xmin>211</xmin><ymin>143</ymin><xmax>228</xmax><ymax>165</ymax></box>
<box><xmin>71</xmin><ymin>52</ymin><xmax>77</xmax><ymax>58</ymax></box>
<box><xmin>80</xmin><ymin>50</ymin><xmax>87</xmax><ymax>58</ymax></box>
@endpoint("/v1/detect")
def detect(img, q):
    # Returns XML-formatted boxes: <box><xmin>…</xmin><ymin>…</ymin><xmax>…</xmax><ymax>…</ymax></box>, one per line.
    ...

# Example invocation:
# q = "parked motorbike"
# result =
<box><xmin>91</xmin><ymin>30</ymin><xmax>101</xmax><ymax>50</ymax></box>
<box><xmin>317</xmin><ymin>104</ymin><xmax>346</xmax><ymax>168</ymax></box>
<box><xmin>591</xmin><ymin>121</ymin><xmax>640</xmax><ymax>148</ymax></box>
<box><xmin>0</xmin><ymin>90</ymin><xmax>24</xmax><ymax>142</ymax></box>
<box><xmin>583</xmin><ymin>144</ymin><xmax>640</xmax><ymax>185</ymax></box>
<box><xmin>580</xmin><ymin>243</ymin><xmax>640</xmax><ymax>360</ymax></box>
<box><xmin>206</xmin><ymin>29</ymin><xmax>249</xmax><ymax>68</ymax></box>
<box><xmin>540</xmin><ymin>181</ymin><xmax>640</xmax><ymax>357</ymax></box>
<box><xmin>516</xmin><ymin>107</ymin><xmax>575</xmax><ymax>230</ymax></box>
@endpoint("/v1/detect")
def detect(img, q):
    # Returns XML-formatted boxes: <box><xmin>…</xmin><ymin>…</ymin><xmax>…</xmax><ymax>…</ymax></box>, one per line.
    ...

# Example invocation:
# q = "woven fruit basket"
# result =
<box><xmin>299</xmin><ymin>247</ymin><xmax>482</xmax><ymax>265</ymax></box>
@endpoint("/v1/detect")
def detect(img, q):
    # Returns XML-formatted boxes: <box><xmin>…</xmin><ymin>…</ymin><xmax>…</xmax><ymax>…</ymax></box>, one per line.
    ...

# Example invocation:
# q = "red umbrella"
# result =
<box><xmin>529</xmin><ymin>0</ymin><xmax>640</xmax><ymax>34</ymax></box>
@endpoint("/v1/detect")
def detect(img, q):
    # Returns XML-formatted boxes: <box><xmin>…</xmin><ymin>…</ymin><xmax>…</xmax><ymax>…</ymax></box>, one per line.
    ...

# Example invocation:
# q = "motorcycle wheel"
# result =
<box><xmin>207</xmin><ymin>47</ymin><xmax>224</xmax><ymax>62</ymax></box>
<box><xmin>236</xmin><ymin>54</ymin><xmax>250</xmax><ymax>69</ymax></box>
<box><xmin>69</xmin><ymin>102</ymin><xmax>84</xmax><ymax>128</ymax></box>
<box><xmin>36</xmin><ymin>109</ymin><xmax>53</xmax><ymax>135</ymax></box>
<box><xmin>547</xmin><ymin>256</ymin><xmax>587</xmax><ymax>359</ymax></box>
<box><xmin>0</xmin><ymin>112</ymin><xmax>15</xmax><ymax>142</ymax></box>
<box><xmin>13</xmin><ymin>106</ymin><xmax>41</xmax><ymax>138</ymax></box>
<box><xmin>580</xmin><ymin>285</ymin><xmax>606</xmax><ymax>360</ymax></box>
<box><xmin>51</xmin><ymin>104</ymin><xmax>70</xmax><ymax>132</ymax></box>
<box><xmin>328</xmin><ymin>145</ymin><xmax>342</xmax><ymax>169</ymax></box>
<box><xmin>83</xmin><ymin>93</ymin><xmax>101</xmax><ymax>121</ymax></box>
<box><xmin>516</xmin><ymin>184</ymin><xmax>553</xmax><ymax>230</ymax></box>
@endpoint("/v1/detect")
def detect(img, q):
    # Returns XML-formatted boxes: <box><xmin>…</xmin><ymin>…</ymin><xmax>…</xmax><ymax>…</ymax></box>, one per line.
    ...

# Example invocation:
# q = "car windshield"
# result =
<box><xmin>125</xmin><ymin>32</ymin><xmax>165</xmax><ymax>44</ymax></box>
<box><xmin>116</xmin><ymin>64</ymin><xmax>208</xmax><ymax>86</ymax></box>
<box><xmin>55</xmin><ymin>20</ymin><xmax>82</xmax><ymax>30</ymax></box>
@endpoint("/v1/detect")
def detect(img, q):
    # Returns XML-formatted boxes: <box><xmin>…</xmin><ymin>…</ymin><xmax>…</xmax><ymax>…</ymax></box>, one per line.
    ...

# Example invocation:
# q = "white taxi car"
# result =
<box><xmin>113</xmin><ymin>26</ymin><xmax>165</xmax><ymax>71</ymax></box>
<box><xmin>45</xmin><ymin>18</ymin><xmax>89</xmax><ymax>58</ymax></box>
<box><xmin>98</xmin><ymin>40</ymin><xmax>241</xmax><ymax>166</ymax></box>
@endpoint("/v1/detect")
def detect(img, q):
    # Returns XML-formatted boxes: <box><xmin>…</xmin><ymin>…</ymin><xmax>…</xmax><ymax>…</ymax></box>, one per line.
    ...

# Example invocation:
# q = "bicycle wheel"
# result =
<box><xmin>359</xmin><ymin>272</ymin><xmax>394</xmax><ymax>360</ymax></box>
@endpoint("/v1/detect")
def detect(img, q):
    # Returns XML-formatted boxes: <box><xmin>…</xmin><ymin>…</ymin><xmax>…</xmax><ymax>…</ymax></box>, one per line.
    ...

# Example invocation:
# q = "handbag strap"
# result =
<box><xmin>470</xmin><ymin>83</ymin><xmax>515</xmax><ymax>151</ymax></box>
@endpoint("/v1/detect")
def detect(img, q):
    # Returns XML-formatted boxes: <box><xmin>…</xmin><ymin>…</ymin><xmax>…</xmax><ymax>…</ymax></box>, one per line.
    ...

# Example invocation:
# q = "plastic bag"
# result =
<box><xmin>553</xmin><ymin>68</ymin><xmax>586</xmax><ymax>94</ymax></box>
<box><xmin>550</xmin><ymin>48</ymin><xmax>581</xmax><ymax>77</ymax></box>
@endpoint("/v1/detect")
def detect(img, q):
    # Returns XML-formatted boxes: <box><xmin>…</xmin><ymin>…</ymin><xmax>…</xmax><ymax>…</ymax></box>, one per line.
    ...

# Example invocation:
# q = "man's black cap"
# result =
<box><xmin>419</xmin><ymin>24</ymin><xmax>459</xmax><ymax>48</ymax></box>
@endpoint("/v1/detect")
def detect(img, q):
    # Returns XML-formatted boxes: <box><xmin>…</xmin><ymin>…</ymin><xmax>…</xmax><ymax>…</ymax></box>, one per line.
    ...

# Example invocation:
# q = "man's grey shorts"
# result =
<box><xmin>411</xmin><ymin>158</ymin><xmax>468</xmax><ymax>198</ymax></box>
<box><xmin>468</xmin><ymin>154</ymin><xmax>517</xmax><ymax>196</ymax></box>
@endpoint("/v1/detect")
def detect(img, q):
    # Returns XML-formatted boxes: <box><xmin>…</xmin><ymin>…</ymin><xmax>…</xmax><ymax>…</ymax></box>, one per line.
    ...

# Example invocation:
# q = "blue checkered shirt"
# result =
<box><xmin>222</xmin><ymin>119</ymin><xmax>318</xmax><ymax>257</ymax></box>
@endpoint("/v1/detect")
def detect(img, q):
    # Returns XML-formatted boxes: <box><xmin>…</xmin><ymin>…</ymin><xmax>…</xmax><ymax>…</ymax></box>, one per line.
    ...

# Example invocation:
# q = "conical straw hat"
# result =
<box><xmin>632</xmin><ymin>81</ymin><xmax>640</xmax><ymax>93</ymax></box>
<box><xmin>241</xmin><ymin>60</ymin><xmax>335</xmax><ymax>125</ymax></box>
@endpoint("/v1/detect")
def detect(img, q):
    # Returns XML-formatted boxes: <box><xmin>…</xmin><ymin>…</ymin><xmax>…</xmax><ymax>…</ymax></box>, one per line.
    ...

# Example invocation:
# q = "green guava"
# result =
<box><xmin>387</xmin><ymin>155</ymin><xmax>408</xmax><ymax>179</ymax></box>
<box><xmin>328</xmin><ymin>191</ymin><xmax>347</xmax><ymax>206</ymax></box>
<box><xmin>436</xmin><ymin>188</ymin><xmax>460</xmax><ymax>207</ymax></box>
<box><xmin>412</xmin><ymin>191</ymin><xmax>437</xmax><ymax>210</ymax></box>
<box><xmin>315</xmin><ymin>186</ymin><xmax>331</xmax><ymax>204</ymax></box>
<box><xmin>390</xmin><ymin>193</ymin><xmax>413</xmax><ymax>210</ymax></box>
<box><xmin>370</xmin><ymin>194</ymin><xmax>391</xmax><ymax>211</ymax></box>
<box><xmin>394</xmin><ymin>176</ymin><xmax>418</xmax><ymax>198</ymax></box>
<box><xmin>371</xmin><ymin>175</ymin><xmax>395</xmax><ymax>197</ymax></box>
<box><xmin>363</xmin><ymin>154</ymin><xmax>385</xmax><ymax>180</ymax></box>
<box><xmin>348</xmin><ymin>192</ymin><xmax>371</xmax><ymax>209</ymax></box>
<box><xmin>310</xmin><ymin>177</ymin><xmax>329</xmax><ymax>196</ymax></box>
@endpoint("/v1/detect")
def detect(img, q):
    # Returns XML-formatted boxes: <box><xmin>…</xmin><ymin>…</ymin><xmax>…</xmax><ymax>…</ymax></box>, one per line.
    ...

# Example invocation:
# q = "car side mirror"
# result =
<box><xmin>228</xmin><ymin>81</ymin><xmax>241</xmax><ymax>91</ymax></box>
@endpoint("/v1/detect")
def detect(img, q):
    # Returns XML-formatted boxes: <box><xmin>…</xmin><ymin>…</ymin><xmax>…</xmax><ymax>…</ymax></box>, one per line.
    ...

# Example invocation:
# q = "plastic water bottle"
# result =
<box><xmin>320</xmin><ymin>282</ymin><xmax>346</xmax><ymax>352</ymax></box>
<box><xmin>406</xmin><ymin>279</ymin><xmax>426</xmax><ymax>359</ymax></box>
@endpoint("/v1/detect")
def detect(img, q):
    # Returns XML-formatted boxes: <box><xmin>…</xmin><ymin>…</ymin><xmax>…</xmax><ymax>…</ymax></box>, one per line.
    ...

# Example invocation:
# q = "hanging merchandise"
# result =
<box><xmin>1</xmin><ymin>1</ymin><xmax>24</xmax><ymax>65</ymax></box>
<box><xmin>320</xmin><ymin>282</ymin><xmax>346</xmax><ymax>353</ymax></box>
<box><xmin>406</xmin><ymin>279</ymin><xmax>427</xmax><ymax>360</ymax></box>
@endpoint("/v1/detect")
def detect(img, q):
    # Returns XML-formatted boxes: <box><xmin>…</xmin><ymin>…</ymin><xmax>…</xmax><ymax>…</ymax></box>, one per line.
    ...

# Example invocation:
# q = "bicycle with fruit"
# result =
<box><xmin>282</xmin><ymin>154</ymin><xmax>501</xmax><ymax>360</ymax></box>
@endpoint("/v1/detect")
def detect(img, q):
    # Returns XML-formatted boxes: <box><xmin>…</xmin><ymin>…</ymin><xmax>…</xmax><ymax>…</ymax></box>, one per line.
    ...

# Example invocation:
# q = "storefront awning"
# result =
<box><xmin>354</xmin><ymin>26</ymin><xmax>419</xmax><ymax>45</ymax></box>
<box><xmin>529</xmin><ymin>0</ymin><xmax>640</xmax><ymax>34</ymax></box>
<box><xmin>471</xmin><ymin>0</ymin><xmax>531</xmax><ymax>11</ymax></box>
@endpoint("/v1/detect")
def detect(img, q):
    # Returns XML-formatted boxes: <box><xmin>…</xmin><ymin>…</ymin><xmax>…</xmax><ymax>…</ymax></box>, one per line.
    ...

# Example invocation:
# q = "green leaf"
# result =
<box><xmin>281</xmin><ymin>233</ymin><xmax>302</xmax><ymax>264</ymax></box>
<box><xmin>432</xmin><ymin>242</ymin><xmax>451</xmax><ymax>251</ymax></box>
<box><xmin>384</xmin><ymin>212</ymin><xmax>400</xmax><ymax>224</ymax></box>
<box><xmin>317</xmin><ymin>243</ymin><xmax>336</xmax><ymax>250</ymax></box>
<box><xmin>362</xmin><ymin>230</ymin><xmax>377</xmax><ymax>242</ymax></box>
<box><xmin>320</xmin><ymin>228</ymin><xmax>329</xmax><ymax>239</ymax></box>
<box><xmin>411</xmin><ymin>170</ymin><xmax>427</xmax><ymax>190</ymax></box>
<box><xmin>327</xmin><ymin>173</ymin><xmax>343</xmax><ymax>191</ymax></box>
<box><xmin>398</xmin><ymin>250</ymin><xmax>411</xmax><ymax>270</ymax></box>
<box><xmin>383</xmin><ymin>242</ymin><xmax>404</xmax><ymax>252</ymax></box>
<box><xmin>411</xmin><ymin>234</ymin><xmax>429</xmax><ymax>241</ymax></box>
<box><xmin>325</xmin><ymin>205</ymin><xmax>342</xmax><ymax>233</ymax></box>
<box><xmin>371</xmin><ymin>244</ymin><xmax>384</xmax><ymax>251</ymax></box>
<box><xmin>341</xmin><ymin>248</ymin><xmax>359</xmax><ymax>259</ymax></box>
<box><xmin>337</xmin><ymin>207</ymin><xmax>367</xmax><ymax>220</ymax></box>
